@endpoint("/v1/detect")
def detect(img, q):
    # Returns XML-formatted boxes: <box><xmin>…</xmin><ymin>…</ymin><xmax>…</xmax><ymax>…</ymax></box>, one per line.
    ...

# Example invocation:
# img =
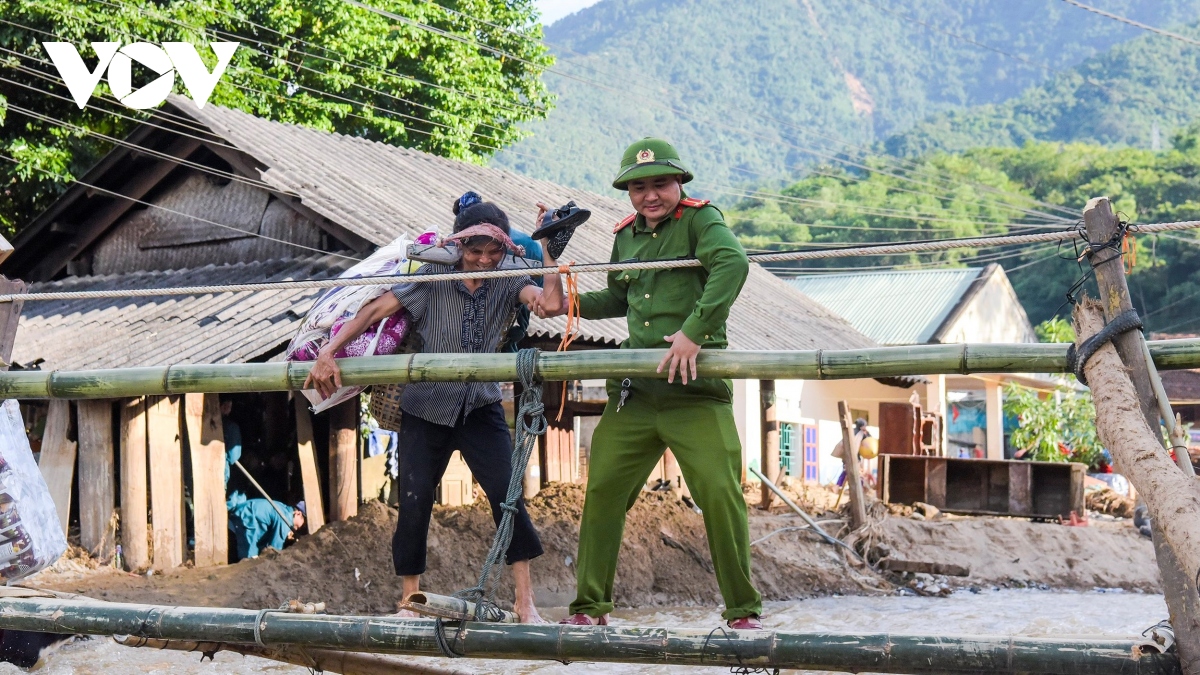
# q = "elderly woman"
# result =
<box><xmin>305</xmin><ymin>200</ymin><xmax>564</xmax><ymax>623</ymax></box>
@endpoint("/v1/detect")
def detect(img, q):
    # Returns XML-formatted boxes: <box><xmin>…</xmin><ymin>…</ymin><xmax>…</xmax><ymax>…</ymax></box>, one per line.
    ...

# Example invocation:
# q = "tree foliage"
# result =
<box><xmin>1003</xmin><ymin>383</ymin><xmax>1104</xmax><ymax>467</ymax></box>
<box><xmin>726</xmin><ymin>123</ymin><xmax>1200</xmax><ymax>335</ymax></box>
<box><xmin>0</xmin><ymin>0</ymin><xmax>554</xmax><ymax>236</ymax></box>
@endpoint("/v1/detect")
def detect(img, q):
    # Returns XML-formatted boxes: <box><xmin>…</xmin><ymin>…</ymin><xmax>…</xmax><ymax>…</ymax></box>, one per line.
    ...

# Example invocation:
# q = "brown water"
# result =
<box><xmin>3</xmin><ymin>589</ymin><xmax>1169</xmax><ymax>674</ymax></box>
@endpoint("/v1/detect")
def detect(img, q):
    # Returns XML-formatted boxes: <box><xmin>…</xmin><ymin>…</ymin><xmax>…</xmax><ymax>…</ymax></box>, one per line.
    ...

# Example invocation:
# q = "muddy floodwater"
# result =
<box><xmin>2</xmin><ymin>589</ymin><xmax>1170</xmax><ymax>674</ymax></box>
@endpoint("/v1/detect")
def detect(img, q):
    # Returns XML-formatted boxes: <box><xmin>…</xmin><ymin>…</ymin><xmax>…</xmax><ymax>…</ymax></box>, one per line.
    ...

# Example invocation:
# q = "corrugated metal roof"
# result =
<box><xmin>14</xmin><ymin>256</ymin><xmax>352</xmax><ymax>370</ymax></box>
<box><xmin>786</xmin><ymin>268</ymin><xmax>984</xmax><ymax>345</ymax></box>
<box><xmin>173</xmin><ymin>98</ymin><xmax>875</xmax><ymax>352</ymax></box>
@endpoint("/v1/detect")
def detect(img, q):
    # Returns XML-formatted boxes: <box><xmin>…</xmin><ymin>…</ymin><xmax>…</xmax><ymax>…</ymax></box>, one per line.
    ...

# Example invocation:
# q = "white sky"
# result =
<box><xmin>535</xmin><ymin>0</ymin><xmax>603</xmax><ymax>25</ymax></box>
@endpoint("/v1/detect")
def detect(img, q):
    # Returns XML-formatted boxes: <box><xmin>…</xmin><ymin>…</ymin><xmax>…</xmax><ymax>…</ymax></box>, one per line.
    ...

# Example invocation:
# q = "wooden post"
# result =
<box><xmin>0</xmin><ymin>277</ymin><xmax>26</xmax><ymax>370</ymax></box>
<box><xmin>76</xmin><ymin>399</ymin><xmax>115</xmax><ymax>558</ymax></box>
<box><xmin>1082</xmin><ymin>196</ymin><xmax>1200</xmax><ymax>672</ymax></box>
<box><xmin>759</xmin><ymin>380</ymin><xmax>779</xmax><ymax>509</ymax></box>
<box><xmin>328</xmin><ymin>399</ymin><xmax>358</xmax><ymax>522</ymax></box>
<box><xmin>838</xmin><ymin>400</ymin><xmax>867</xmax><ymax>530</ymax></box>
<box><xmin>119</xmin><ymin>398</ymin><xmax>150</xmax><ymax>571</ymax></box>
<box><xmin>147</xmin><ymin>395</ymin><xmax>184</xmax><ymax>569</ymax></box>
<box><xmin>38</xmin><ymin>400</ymin><xmax>76</xmax><ymax>536</ymax></box>
<box><xmin>184</xmin><ymin>394</ymin><xmax>228</xmax><ymax>567</ymax></box>
<box><xmin>294</xmin><ymin>396</ymin><xmax>325</xmax><ymax>533</ymax></box>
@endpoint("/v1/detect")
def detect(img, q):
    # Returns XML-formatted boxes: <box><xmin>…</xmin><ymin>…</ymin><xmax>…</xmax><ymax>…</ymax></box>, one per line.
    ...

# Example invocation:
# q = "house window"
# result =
<box><xmin>779</xmin><ymin>423</ymin><xmax>794</xmax><ymax>475</ymax></box>
<box><xmin>802</xmin><ymin>424</ymin><xmax>819</xmax><ymax>483</ymax></box>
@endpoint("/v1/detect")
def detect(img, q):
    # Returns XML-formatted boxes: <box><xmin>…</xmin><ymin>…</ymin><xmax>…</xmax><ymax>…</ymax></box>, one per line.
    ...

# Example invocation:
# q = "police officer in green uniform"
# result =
<box><xmin>546</xmin><ymin>138</ymin><xmax>763</xmax><ymax>628</ymax></box>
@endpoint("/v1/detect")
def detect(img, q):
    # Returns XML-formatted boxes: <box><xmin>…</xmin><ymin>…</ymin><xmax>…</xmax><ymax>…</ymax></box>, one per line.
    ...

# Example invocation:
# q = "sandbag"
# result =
<box><xmin>0</xmin><ymin>400</ymin><xmax>67</xmax><ymax>583</ymax></box>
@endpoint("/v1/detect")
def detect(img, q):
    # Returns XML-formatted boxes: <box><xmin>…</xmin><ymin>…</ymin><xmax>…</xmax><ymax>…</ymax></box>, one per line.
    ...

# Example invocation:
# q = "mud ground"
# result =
<box><xmin>27</xmin><ymin>483</ymin><xmax>1158</xmax><ymax>613</ymax></box>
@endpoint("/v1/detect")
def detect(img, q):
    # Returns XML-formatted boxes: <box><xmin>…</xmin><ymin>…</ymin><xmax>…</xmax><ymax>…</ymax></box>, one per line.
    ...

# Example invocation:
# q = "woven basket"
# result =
<box><xmin>369</xmin><ymin>383</ymin><xmax>405</xmax><ymax>432</ymax></box>
<box><xmin>367</xmin><ymin>324</ymin><xmax>423</xmax><ymax>432</ymax></box>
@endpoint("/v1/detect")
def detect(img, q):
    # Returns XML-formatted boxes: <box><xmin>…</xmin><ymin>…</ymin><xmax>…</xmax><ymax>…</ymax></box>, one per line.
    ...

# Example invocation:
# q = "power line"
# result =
<box><xmin>1059</xmin><ymin>0</ymin><xmax>1200</xmax><ymax>47</ymax></box>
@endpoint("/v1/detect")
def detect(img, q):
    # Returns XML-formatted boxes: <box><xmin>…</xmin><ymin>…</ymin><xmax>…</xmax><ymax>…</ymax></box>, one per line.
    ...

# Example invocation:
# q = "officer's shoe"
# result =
<box><xmin>726</xmin><ymin>615</ymin><xmax>763</xmax><ymax>630</ymax></box>
<box><xmin>559</xmin><ymin>613</ymin><xmax>608</xmax><ymax>626</ymax></box>
<box><xmin>533</xmin><ymin>201</ymin><xmax>591</xmax><ymax>259</ymax></box>
<box><xmin>407</xmin><ymin>241</ymin><xmax>462</xmax><ymax>265</ymax></box>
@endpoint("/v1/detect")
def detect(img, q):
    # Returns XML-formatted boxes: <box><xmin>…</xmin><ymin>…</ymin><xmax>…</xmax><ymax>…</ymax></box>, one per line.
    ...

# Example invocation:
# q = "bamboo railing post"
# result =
<box><xmin>1082</xmin><ymin>197</ymin><xmax>1200</xmax><ymax>673</ymax></box>
<box><xmin>759</xmin><ymin>379</ymin><xmax>779</xmax><ymax>509</ymax></box>
<box><xmin>838</xmin><ymin>400</ymin><xmax>867</xmax><ymax>530</ymax></box>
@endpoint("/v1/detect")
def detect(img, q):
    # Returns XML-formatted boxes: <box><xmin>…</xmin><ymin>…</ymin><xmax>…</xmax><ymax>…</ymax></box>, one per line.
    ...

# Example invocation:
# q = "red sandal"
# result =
<box><xmin>727</xmin><ymin>615</ymin><xmax>763</xmax><ymax>630</ymax></box>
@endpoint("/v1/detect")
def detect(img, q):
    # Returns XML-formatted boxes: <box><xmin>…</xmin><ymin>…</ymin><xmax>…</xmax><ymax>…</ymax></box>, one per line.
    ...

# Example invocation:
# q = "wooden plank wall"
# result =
<box><xmin>76</xmin><ymin>399</ymin><xmax>115</xmax><ymax>557</ymax></box>
<box><xmin>119</xmin><ymin>398</ymin><xmax>150</xmax><ymax>571</ymax></box>
<box><xmin>293</xmin><ymin>396</ymin><xmax>325</xmax><ymax>532</ymax></box>
<box><xmin>184</xmin><ymin>393</ymin><xmax>228</xmax><ymax>567</ymax></box>
<box><xmin>328</xmin><ymin>400</ymin><xmax>358</xmax><ymax>522</ymax></box>
<box><xmin>38</xmin><ymin>400</ymin><xmax>76</xmax><ymax>536</ymax></box>
<box><xmin>148</xmin><ymin>395</ymin><xmax>184</xmax><ymax>569</ymax></box>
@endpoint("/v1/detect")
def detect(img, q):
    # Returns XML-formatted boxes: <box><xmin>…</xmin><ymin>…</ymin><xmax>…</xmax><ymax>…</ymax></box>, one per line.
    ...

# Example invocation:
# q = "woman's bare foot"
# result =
<box><xmin>514</xmin><ymin>601</ymin><xmax>547</xmax><ymax>624</ymax></box>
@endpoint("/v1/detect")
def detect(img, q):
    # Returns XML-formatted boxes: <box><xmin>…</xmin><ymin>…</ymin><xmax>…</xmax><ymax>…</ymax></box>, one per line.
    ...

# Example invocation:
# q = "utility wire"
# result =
<box><xmin>6</xmin><ymin>210</ymin><xmax>1199</xmax><ymax>303</ymax></box>
<box><xmin>1058</xmin><ymin>0</ymin><xmax>1200</xmax><ymax>47</ymax></box>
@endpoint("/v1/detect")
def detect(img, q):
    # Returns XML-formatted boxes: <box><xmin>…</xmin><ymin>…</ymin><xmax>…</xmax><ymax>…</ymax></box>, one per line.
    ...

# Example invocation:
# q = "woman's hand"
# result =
<box><xmin>534</xmin><ymin>202</ymin><xmax>549</xmax><ymax>230</ymax></box>
<box><xmin>303</xmin><ymin>348</ymin><xmax>343</xmax><ymax>400</ymax></box>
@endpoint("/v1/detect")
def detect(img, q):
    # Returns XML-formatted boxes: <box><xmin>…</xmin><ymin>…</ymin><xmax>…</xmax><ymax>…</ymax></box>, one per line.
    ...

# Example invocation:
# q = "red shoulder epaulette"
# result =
<box><xmin>612</xmin><ymin>213</ymin><xmax>637</xmax><ymax>233</ymax></box>
<box><xmin>675</xmin><ymin>197</ymin><xmax>710</xmax><ymax>219</ymax></box>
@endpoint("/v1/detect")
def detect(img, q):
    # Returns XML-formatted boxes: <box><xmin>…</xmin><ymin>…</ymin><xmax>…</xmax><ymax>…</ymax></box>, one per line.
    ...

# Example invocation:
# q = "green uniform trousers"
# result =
<box><xmin>568</xmin><ymin>379</ymin><xmax>762</xmax><ymax>620</ymax></box>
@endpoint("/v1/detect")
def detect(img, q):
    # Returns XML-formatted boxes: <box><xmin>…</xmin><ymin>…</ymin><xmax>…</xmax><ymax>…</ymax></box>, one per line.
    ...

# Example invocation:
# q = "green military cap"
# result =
<box><xmin>612</xmin><ymin>137</ymin><xmax>694</xmax><ymax>190</ymax></box>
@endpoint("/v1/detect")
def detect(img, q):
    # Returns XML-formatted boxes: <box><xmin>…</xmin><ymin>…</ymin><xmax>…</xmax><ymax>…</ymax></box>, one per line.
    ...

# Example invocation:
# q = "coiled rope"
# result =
<box><xmin>7</xmin><ymin>219</ymin><xmax>1200</xmax><ymax>303</ymax></box>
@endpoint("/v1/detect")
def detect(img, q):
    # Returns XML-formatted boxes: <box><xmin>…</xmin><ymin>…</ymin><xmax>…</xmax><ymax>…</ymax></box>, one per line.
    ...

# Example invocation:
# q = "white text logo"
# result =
<box><xmin>42</xmin><ymin>41</ymin><xmax>239</xmax><ymax>110</ymax></box>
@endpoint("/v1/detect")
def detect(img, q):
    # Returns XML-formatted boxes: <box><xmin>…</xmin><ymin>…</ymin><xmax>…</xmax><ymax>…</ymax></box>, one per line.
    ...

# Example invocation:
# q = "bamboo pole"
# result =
<box><xmin>0</xmin><ymin>596</ymin><xmax>1175</xmax><ymax>674</ymax></box>
<box><xmin>3</xmin><ymin>342</ymin><xmax>1200</xmax><ymax>400</ymax></box>
<box><xmin>759</xmin><ymin>379</ymin><xmax>779</xmax><ymax>509</ymax></box>
<box><xmin>115</xmin><ymin>635</ymin><xmax>474</xmax><ymax>675</ymax></box>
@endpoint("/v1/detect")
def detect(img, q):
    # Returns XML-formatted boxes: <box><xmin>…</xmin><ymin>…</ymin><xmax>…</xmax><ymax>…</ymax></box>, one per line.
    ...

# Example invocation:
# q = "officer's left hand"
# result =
<box><xmin>658</xmin><ymin>331</ymin><xmax>700</xmax><ymax>384</ymax></box>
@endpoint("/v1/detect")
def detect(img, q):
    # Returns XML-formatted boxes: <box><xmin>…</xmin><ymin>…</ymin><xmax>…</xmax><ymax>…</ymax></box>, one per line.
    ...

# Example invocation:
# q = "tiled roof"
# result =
<box><xmin>786</xmin><ymin>268</ymin><xmax>984</xmax><ymax>345</ymax></box>
<box><xmin>13</xmin><ymin>256</ymin><xmax>352</xmax><ymax>370</ymax></box>
<box><xmin>173</xmin><ymin>98</ymin><xmax>874</xmax><ymax>352</ymax></box>
<box><xmin>1162</xmin><ymin>369</ymin><xmax>1200</xmax><ymax>403</ymax></box>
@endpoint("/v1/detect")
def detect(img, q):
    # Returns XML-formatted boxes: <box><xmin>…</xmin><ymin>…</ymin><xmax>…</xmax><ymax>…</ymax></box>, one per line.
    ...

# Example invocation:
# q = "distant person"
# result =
<box><xmin>227</xmin><ymin>495</ymin><xmax>305</xmax><ymax>560</ymax></box>
<box><xmin>832</xmin><ymin>418</ymin><xmax>875</xmax><ymax>487</ymax></box>
<box><xmin>220</xmin><ymin>397</ymin><xmax>242</xmax><ymax>487</ymax></box>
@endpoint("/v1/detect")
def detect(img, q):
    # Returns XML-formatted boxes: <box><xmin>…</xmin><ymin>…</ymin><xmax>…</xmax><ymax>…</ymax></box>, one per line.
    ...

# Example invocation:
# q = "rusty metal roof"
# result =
<box><xmin>172</xmin><ymin>98</ymin><xmax>874</xmax><ymax>352</ymax></box>
<box><xmin>13</xmin><ymin>255</ymin><xmax>352</xmax><ymax>370</ymax></box>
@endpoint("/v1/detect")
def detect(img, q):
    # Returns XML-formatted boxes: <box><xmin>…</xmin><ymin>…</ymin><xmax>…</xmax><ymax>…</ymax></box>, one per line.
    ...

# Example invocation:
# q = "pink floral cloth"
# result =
<box><xmin>289</xmin><ymin>310</ymin><xmax>411</xmax><ymax>361</ymax></box>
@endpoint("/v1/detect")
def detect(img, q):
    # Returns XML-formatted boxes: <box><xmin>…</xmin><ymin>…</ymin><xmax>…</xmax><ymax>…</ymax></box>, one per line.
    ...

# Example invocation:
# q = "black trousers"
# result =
<box><xmin>392</xmin><ymin>402</ymin><xmax>544</xmax><ymax>576</ymax></box>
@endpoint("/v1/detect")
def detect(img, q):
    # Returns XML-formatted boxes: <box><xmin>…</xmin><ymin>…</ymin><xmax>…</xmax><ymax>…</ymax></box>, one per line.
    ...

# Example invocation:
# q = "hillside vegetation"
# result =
<box><xmin>724</xmin><ymin>126</ymin><xmax>1200</xmax><ymax>332</ymax></box>
<box><xmin>496</xmin><ymin>0</ymin><xmax>1200</xmax><ymax>193</ymax></box>
<box><xmin>887</xmin><ymin>23</ymin><xmax>1200</xmax><ymax>156</ymax></box>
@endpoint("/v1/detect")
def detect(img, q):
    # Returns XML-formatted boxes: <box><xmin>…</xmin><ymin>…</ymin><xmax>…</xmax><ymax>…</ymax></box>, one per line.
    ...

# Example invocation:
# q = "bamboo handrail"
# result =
<box><xmin>0</xmin><ymin>596</ymin><xmax>1176</xmax><ymax>674</ymax></box>
<box><xmin>3</xmin><ymin>339</ymin><xmax>1199</xmax><ymax>400</ymax></box>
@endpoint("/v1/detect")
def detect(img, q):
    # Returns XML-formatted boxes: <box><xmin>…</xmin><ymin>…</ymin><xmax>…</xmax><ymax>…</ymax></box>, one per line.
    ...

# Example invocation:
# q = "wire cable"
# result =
<box><xmin>1058</xmin><ymin>0</ymin><xmax>1200</xmax><ymax>47</ymax></box>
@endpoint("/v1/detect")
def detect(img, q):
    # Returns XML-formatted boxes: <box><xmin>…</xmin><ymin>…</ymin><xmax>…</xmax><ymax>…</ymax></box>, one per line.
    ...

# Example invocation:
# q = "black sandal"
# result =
<box><xmin>533</xmin><ymin>201</ymin><xmax>591</xmax><ymax>259</ymax></box>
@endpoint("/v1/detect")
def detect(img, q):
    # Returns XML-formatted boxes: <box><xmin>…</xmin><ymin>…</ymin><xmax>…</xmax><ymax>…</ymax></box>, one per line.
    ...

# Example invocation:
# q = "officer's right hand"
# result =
<box><xmin>304</xmin><ymin>349</ymin><xmax>343</xmax><ymax>400</ymax></box>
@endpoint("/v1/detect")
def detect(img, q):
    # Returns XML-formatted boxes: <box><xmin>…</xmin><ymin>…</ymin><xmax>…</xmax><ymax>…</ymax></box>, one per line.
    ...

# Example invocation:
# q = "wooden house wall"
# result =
<box><xmin>88</xmin><ymin>172</ymin><xmax>325</xmax><ymax>275</ymax></box>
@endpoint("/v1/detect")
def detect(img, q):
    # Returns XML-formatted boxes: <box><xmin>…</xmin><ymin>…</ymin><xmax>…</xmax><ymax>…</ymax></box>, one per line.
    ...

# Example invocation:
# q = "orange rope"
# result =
<box><xmin>556</xmin><ymin>262</ymin><xmax>581</xmax><ymax>420</ymax></box>
<box><xmin>1123</xmin><ymin>232</ymin><xmax>1137</xmax><ymax>273</ymax></box>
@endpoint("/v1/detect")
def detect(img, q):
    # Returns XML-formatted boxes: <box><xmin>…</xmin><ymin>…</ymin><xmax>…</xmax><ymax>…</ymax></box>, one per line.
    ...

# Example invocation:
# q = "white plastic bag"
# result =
<box><xmin>0</xmin><ymin>400</ymin><xmax>67</xmax><ymax>583</ymax></box>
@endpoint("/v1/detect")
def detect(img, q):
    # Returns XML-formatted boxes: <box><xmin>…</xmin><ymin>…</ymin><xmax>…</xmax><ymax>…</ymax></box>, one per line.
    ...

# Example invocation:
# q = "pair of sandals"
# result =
<box><xmin>408</xmin><ymin>201</ymin><xmax>591</xmax><ymax>265</ymax></box>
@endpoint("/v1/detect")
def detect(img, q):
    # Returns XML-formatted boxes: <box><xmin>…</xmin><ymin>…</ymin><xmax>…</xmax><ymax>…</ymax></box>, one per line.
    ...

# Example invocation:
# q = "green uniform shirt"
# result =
<box><xmin>578</xmin><ymin>200</ymin><xmax>749</xmax><ymax>349</ymax></box>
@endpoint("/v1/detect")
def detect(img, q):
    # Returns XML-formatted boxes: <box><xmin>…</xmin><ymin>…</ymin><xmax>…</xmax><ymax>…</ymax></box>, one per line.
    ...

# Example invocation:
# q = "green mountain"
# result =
<box><xmin>493</xmin><ymin>0</ymin><xmax>1200</xmax><ymax>195</ymax></box>
<box><xmin>886</xmin><ymin>23</ymin><xmax>1200</xmax><ymax>156</ymax></box>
